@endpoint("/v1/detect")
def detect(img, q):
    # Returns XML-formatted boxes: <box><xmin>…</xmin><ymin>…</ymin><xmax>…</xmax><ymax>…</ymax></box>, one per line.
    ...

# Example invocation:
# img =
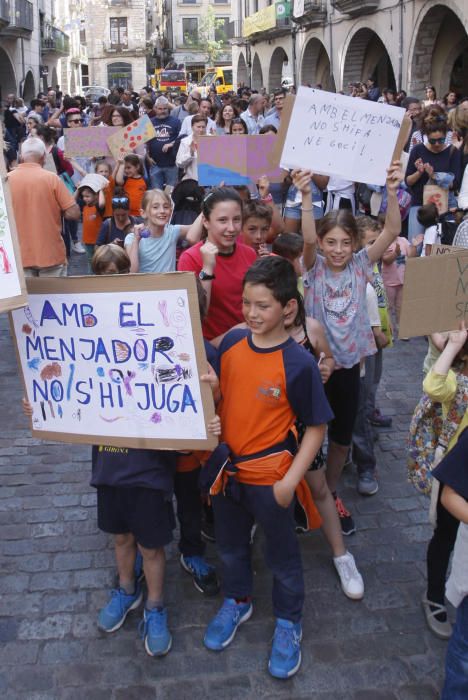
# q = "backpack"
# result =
<box><xmin>407</xmin><ymin>375</ymin><xmax>468</xmax><ymax>495</ymax></box>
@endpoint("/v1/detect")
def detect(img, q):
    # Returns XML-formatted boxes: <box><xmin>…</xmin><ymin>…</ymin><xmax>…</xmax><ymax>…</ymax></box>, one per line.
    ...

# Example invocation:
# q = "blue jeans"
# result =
<box><xmin>212</xmin><ymin>482</ymin><xmax>303</xmax><ymax>622</ymax></box>
<box><xmin>442</xmin><ymin>596</ymin><xmax>468</xmax><ymax>699</ymax></box>
<box><xmin>149</xmin><ymin>164</ymin><xmax>178</xmax><ymax>190</ymax></box>
<box><xmin>408</xmin><ymin>205</ymin><xmax>425</xmax><ymax>243</ymax></box>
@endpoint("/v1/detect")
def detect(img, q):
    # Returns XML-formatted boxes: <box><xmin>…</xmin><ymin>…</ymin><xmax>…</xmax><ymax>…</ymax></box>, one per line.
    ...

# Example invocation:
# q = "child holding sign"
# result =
<box><xmin>298</xmin><ymin>162</ymin><xmax>404</xmax><ymax>535</ymax></box>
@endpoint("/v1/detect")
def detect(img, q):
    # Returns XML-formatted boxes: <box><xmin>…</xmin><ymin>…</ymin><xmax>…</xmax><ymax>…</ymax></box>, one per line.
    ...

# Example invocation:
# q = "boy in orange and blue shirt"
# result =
<box><xmin>202</xmin><ymin>256</ymin><xmax>333</xmax><ymax>679</ymax></box>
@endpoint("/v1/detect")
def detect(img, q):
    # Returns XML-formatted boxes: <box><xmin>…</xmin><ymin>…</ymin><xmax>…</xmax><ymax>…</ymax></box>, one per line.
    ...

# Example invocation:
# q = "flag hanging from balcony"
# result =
<box><xmin>293</xmin><ymin>0</ymin><xmax>304</xmax><ymax>18</ymax></box>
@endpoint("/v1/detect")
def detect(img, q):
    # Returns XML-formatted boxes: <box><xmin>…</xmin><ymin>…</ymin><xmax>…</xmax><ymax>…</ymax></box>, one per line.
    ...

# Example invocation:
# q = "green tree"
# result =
<box><xmin>197</xmin><ymin>7</ymin><xmax>227</xmax><ymax>66</ymax></box>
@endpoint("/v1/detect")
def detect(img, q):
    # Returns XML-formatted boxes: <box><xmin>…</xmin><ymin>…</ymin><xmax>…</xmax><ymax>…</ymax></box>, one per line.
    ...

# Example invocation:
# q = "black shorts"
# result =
<box><xmin>325</xmin><ymin>363</ymin><xmax>361</xmax><ymax>446</ymax></box>
<box><xmin>97</xmin><ymin>486</ymin><xmax>175</xmax><ymax>549</ymax></box>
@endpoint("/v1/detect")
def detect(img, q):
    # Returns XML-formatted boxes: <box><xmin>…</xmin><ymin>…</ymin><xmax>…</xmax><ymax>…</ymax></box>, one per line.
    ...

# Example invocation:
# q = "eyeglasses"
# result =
<box><xmin>428</xmin><ymin>137</ymin><xmax>446</xmax><ymax>145</ymax></box>
<box><xmin>68</xmin><ymin>119</ymin><xmax>83</xmax><ymax>124</ymax></box>
<box><xmin>112</xmin><ymin>197</ymin><xmax>130</xmax><ymax>209</ymax></box>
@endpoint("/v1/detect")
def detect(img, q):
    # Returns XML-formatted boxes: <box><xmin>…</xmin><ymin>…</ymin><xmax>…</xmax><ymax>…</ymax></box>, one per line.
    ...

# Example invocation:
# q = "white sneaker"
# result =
<box><xmin>333</xmin><ymin>551</ymin><xmax>364</xmax><ymax>600</ymax></box>
<box><xmin>72</xmin><ymin>241</ymin><xmax>86</xmax><ymax>254</ymax></box>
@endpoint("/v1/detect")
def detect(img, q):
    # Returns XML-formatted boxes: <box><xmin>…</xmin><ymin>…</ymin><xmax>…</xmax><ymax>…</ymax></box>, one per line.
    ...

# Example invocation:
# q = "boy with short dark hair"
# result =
<box><xmin>202</xmin><ymin>256</ymin><xmax>333</xmax><ymax>679</ymax></box>
<box><xmin>241</xmin><ymin>201</ymin><xmax>272</xmax><ymax>255</ymax></box>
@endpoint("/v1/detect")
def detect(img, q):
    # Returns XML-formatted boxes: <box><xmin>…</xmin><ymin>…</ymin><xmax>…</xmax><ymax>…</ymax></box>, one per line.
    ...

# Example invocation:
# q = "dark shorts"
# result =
<box><xmin>325</xmin><ymin>363</ymin><xmax>361</xmax><ymax>446</ymax></box>
<box><xmin>97</xmin><ymin>486</ymin><xmax>175</xmax><ymax>549</ymax></box>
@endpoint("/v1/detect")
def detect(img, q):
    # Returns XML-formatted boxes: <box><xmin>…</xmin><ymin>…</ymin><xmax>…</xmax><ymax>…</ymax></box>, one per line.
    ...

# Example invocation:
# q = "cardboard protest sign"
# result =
<box><xmin>198</xmin><ymin>134</ymin><xmax>284</xmax><ymax>186</ymax></box>
<box><xmin>107</xmin><ymin>115</ymin><xmax>156</xmax><ymax>160</ymax></box>
<box><xmin>399</xmin><ymin>250</ymin><xmax>468</xmax><ymax>337</ymax></box>
<box><xmin>64</xmin><ymin>126</ymin><xmax>120</xmax><ymax>158</ymax></box>
<box><xmin>279</xmin><ymin>87</ymin><xmax>407</xmax><ymax>185</ymax></box>
<box><xmin>10</xmin><ymin>274</ymin><xmax>217</xmax><ymax>450</ymax></box>
<box><xmin>430</xmin><ymin>244</ymin><xmax>465</xmax><ymax>256</ymax></box>
<box><xmin>0</xmin><ymin>132</ymin><xmax>27</xmax><ymax>313</ymax></box>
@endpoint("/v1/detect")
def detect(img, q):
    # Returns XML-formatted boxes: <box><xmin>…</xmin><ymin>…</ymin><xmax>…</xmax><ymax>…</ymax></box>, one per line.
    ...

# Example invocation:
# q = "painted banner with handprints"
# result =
<box><xmin>10</xmin><ymin>273</ymin><xmax>217</xmax><ymax>449</ymax></box>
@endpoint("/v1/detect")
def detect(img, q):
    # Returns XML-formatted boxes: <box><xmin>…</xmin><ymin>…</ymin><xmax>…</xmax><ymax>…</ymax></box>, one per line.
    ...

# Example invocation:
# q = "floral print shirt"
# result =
<box><xmin>302</xmin><ymin>249</ymin><xmax>376</xmax><ymax>369</ymax></box>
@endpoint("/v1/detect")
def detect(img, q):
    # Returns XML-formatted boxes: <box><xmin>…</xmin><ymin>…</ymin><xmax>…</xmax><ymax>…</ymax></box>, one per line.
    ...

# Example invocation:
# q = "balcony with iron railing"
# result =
<box><xmin>0</xmin><ymin>0</ymin><xmax>10</xmax><ymax>29</ymax></box>
<box><xmin>0</xmin><ymin>0</ymin><xmax>33</xmax><ymax>37</ymax></box>
<box><xmin>292</xmin><ymin>0</ymin><xmax>327</xmax><ymax>26</ymax></box>
<box><xmin>41</xmin><ymin>23</ymin><xmax>70</xmax><ymax>56</ymax></box>
<box><xmin>102</xmin><ymin>38</ymin><xmax>147</xmax><ymax>55</ymax></box>
<box><xmin>331</xmin><ymin>0</ymin><xmax>379</xmax><ymax>15</ymax></box>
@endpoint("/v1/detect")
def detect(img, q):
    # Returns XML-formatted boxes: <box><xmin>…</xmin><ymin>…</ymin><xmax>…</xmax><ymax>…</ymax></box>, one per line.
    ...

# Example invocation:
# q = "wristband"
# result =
<box><xmin>301</xmin><ymin>207</ymin><xmax>314</xmax><ymax>212</ymax></box>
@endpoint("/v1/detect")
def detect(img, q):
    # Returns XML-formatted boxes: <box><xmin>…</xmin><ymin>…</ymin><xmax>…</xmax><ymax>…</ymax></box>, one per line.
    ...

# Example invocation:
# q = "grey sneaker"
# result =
<box><xmin>357</xmin><ymin>471</ymin><xmax>379</xmax><ymax>496</ymax></box>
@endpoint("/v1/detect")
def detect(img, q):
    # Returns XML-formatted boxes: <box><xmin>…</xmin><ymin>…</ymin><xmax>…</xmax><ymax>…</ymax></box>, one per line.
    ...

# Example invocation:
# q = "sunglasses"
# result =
<box><xmin>112</xmin><ymin>197</ymin><xmax>130</xmax><ymax>209</ymax></box>
<box><xmin>68</xmin><ymin>119</ymin><xmax>83</xmax><ymax>124</ymax></box>
<box><xmin>428</xmin><ymin>137</ymin><xmax>445</xmax><ymax>145</ymax></box>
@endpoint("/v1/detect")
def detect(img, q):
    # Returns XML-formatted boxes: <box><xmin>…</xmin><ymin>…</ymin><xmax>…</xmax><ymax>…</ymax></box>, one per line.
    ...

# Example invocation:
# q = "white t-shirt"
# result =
<box><xmin>421</xmin><ymin>224</ymin><xmax>441</xmax><ymax>256</ymax></box>
<box><xmin>366</xmin><ymin>283</ymin><xmax>381</xmax><ymax>327</ymax></box>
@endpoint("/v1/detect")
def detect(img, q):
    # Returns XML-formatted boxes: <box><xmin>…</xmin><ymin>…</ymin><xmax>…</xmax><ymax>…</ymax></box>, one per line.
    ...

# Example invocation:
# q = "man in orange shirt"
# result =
<box><xmin>8</xmin><ymin>138</ymin><xmax>80</xmax><ymax>277</ymax></box>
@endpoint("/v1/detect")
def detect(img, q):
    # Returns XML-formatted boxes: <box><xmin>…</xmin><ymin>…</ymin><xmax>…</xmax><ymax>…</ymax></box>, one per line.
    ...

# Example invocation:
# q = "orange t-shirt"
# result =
<box><xmin>102</xmin><ymin>176</ymin><xmax>116</xmax><ymax>219</ymax></box>
<box><xmin>82</xmin><ymin>205</ymin><xmax>103</xmax><ymax>245</ymax></box>
<box><xmin>124</xmin><ymin>177</ymin><xmax>147</xmax><ymax>216</ymax></box>
<box><xmin>7</xmin><ymin>163</ymin><xmax>75</xmax><ymax>268</ymax></box>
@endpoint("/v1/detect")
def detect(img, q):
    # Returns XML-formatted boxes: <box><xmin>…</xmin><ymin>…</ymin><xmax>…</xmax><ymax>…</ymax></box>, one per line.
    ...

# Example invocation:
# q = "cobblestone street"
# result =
<box><xmin>0</xmin><ymin>256</ymin><xmax>447</xmax><ymax>699</ymax></box>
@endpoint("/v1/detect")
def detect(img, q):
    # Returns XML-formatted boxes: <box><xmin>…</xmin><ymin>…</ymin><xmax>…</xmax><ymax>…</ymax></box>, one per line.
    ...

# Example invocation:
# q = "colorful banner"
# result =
<box><xmin>64</xmin><ymin>126</ymin><xmax>120</xmax><ymax>158</ymax></box>
<box><xmin>243</xmin><ymin>5</ymin><xmax>276</xmax><ymax>37</ymax></box>
<box><xmin>198</xmin><ymin>134</ymin><xmax>284</xmax><ymax>186</ymax></box>
<box><xmin>11</xmin><ymin>274</ymin><xmax>217</xmax><ymax>450</ymax></box>
<box><xmin>107</xmin><ymin>115</ymin><xmax>157</xmax><ymax>160</ymax></box>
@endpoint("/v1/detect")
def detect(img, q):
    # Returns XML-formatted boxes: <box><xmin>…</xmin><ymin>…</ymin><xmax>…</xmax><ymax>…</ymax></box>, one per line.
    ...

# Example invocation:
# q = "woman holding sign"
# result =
<box><xmin>406</xmin><ymin>119</ymin><xmax>462</xmax><ymax>242</ymax></box>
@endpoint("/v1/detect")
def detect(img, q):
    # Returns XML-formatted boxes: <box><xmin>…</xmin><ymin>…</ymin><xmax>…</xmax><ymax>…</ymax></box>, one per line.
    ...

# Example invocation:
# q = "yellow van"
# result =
<box><xmin>199</xmin><ymin>66</ymin><xmax>233</xmax><ymax>97</ymax></box>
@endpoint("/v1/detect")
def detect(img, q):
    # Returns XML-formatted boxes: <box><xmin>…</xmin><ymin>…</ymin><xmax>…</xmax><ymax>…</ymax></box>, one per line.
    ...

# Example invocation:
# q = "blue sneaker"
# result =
<box><xmin>140</xmin><ymin>607</ymin><xmax>172</xmax><ymax>657</ymax></box>
<box><xmin>98</xmin><ymin>584</ymin><xmax>143</xmax><ymax>633</ymax></box>
<box><xmin>180</xmin><ymin>554</ymin><xmax>220</xmax><ymax>596</ymax></box>
<box><xmin>268</xmin><ymin>618</ymin><xmax>302</xmax><ymax>679</ymax></box>
<box><xmin>204</xmin><ymin>598</ymin><xmax>253</xmax><ymax>651</ymax></box>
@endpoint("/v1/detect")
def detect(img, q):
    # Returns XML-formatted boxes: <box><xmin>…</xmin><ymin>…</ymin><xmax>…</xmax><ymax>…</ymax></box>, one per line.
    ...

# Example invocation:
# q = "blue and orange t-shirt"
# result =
<box><xmin>216</xmin><ymin>329</ymin><xmax>333</xmax><ymax>485</ymax></box>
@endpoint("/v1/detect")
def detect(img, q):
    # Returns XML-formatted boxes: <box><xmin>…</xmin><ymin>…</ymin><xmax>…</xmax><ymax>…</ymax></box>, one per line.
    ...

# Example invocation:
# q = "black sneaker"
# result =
<box><xmin>334</xmin><ymin>495</ymin><xmax>356</xmax><ymax>536</ymax></box>
<box><xmin>180</xmin><ymin>554</ymin><xmax>220</xmax><ymax>596</ymax></box>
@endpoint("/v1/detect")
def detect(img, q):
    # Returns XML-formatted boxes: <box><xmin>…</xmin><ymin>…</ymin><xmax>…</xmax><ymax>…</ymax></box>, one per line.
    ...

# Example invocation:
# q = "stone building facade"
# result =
<box><xmin>230</xmin><ymin>0</ymin><xmax>468</xmax><ymax>100</ymax></box>
<box><xmin>169</xmin><ymin>0</ymin><xmax>232</xmax><ymax>84</ymax></box>
<box><xmin>84</xmin><ymin>0</ymin><xmax>149</xmax><ymax>90</ymax></box>
<box><xmin>0</xmin><ymin>0</ymin><xmax>87</xmax><ymax>101</ymax></box>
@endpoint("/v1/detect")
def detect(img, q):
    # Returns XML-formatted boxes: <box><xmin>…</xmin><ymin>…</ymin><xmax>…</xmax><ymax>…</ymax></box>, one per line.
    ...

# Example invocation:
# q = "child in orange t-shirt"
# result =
<box><xmin>77</xmin><ymin>185</ymin><xmax>105</xmax><ymax>270</ymax></box>
<box><xmin>114</xmin><ymin>154</ymin><xmax>147</xmax><ymax>217</ymax></box>
<box><xmin>95</xmin><ymin>162</ymin><xmax>115</xmax><ymax>219</ymax></box>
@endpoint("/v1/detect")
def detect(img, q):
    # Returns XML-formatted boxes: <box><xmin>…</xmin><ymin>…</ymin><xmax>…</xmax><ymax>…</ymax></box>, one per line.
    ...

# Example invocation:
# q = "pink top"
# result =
<box><xmin>382</xmin><ymin>237</ymin><xmax>411</xmax><ymax>287</ymax></box>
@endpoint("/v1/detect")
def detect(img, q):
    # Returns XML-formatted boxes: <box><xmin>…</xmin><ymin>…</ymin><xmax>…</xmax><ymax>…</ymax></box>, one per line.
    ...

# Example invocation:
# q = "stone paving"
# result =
<box><xmin>0</xmin><ymin>252</ymin><xmax>448</xmax><ymax>699</ymax></box>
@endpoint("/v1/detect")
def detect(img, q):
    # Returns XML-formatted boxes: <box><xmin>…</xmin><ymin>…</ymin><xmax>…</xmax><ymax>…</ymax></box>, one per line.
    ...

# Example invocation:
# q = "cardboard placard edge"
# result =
<box><xmin>0</xmin><ymin>130</ymin><xmax>28</xmax><ymax>313</ymax></box>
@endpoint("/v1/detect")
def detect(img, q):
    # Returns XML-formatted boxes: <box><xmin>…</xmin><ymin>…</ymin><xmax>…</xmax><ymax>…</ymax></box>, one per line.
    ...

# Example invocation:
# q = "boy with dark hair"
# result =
<box><xmin>202</xmin><ymin>256</ymin><xmax>333</xmax><ymax>679</ymax></box>
<box><xmin>241</xmin><ymin>201</ymin><xmax>272</xmax><ymax>255</ymax></box>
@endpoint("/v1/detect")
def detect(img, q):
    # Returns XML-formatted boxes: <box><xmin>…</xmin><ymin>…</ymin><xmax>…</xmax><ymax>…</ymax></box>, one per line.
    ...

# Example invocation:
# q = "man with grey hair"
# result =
<box><xmin>146</xmin><ymin>95</ymin><xmax>181</xmax><ymax>189</ymax></box>
<box><xmin>241</xmin><ymin>94</ymin><xmax>265</xmax><ymax>134</ymax></box>
<box><xmin>7</xmin><ymin>137</ymin><xmax>80</xmax><ymax>277</ymax></box>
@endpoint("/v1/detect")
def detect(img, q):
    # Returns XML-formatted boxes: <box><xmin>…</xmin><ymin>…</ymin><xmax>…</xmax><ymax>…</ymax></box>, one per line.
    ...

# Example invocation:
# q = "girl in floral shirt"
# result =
<box><xmin>294</xmin><ymin>163</ymin><xmax>404</xmax><ymax>536</ymax></box>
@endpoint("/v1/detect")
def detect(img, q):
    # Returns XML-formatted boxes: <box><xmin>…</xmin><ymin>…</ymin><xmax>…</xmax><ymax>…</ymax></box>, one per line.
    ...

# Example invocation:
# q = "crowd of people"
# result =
<box><xmin>2</xmin><ymin>77</ymin><xmax>468</xmax><ymax>693</ymax></box>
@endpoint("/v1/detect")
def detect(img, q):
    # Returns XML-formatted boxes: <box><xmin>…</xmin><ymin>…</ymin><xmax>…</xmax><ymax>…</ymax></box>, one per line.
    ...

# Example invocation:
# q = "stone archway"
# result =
<box><xmin>268</xmin><ymin>47</ymin><xmax>289</xmax><ymax>92</ymax></box>
<box><xmin>22</xmin><ymin>70</ymin><xmax>36</xmax><ymax>102</ymax></box>
<box><xmin>237</xmin><ymin>53</ymin><xmax>248</xmax><ymax>89</ymax></box>
<box><xmin>342</xmin><ymin>28</ymin><xmax>396</xmax><ymax>92</ymax></box>
<box><xmin>251</xmin><ymin>53</ymin><xmax>263</xmax><ymax>91</ymax></box>
<box><xmin>300</xmin><ymin>37</ymin><xmax>335</xmax><ymax>91</ymax></box>
<box><xmin>409</xmin><ymin>4</ymin><xmax>468</xmax><ymax>98</ymax></box>
<box><xmin>0</xmin><ymin>48</ymin><xmax>17</xmax><ymax>102</ymax></box>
